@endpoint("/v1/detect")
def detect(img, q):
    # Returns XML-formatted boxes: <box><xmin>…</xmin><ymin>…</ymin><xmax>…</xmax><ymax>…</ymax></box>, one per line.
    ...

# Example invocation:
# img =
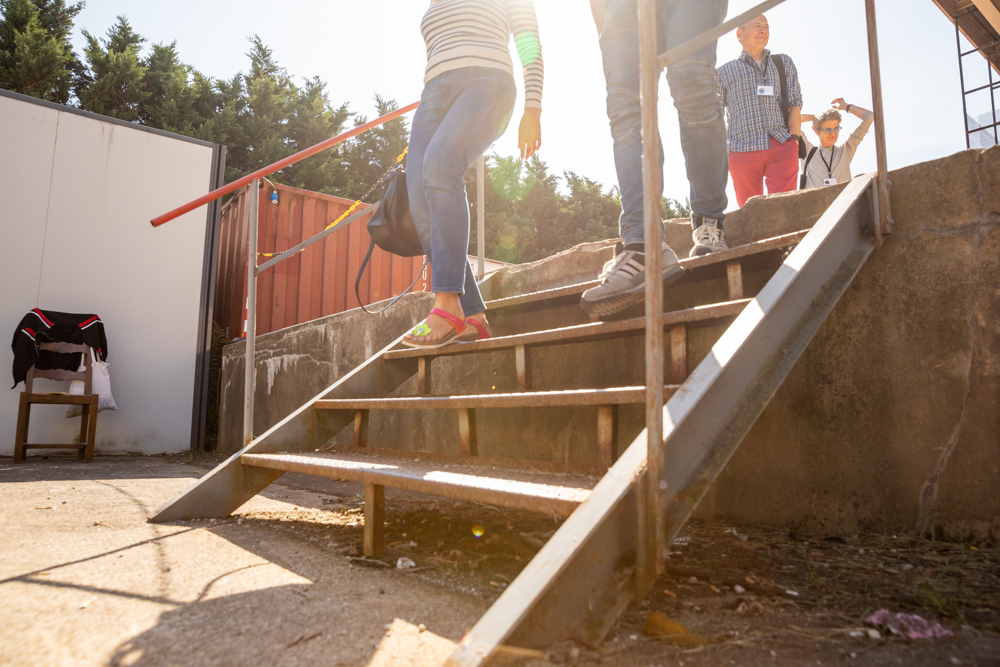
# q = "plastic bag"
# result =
<box><xmin>66</xmin><ymin>347</ymin><xmax>117</xmax><ymax>417</ymax></box>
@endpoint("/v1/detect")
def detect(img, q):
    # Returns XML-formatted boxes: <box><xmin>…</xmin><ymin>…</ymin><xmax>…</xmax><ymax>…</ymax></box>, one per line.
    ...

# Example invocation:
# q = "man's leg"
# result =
<box><xmin>582</xmin><ymin>0</ymin><xmax>684</xmax><ymax>318</ymax></box>
<box><xmin>728</xmin><ymin>149</ymin><xmax>766</xmax><ymax>207</ymax></box>
<box><xmin>661</xmin><ymin>0</ymin><xmax>730</xmax><ymax>255</ymax></box>
<box><xmin>599</xmin><ymin>0</ymin><xmax>654</xmax><ymax>247</ymax></box>
<box><xmin>763</xmin><ymin>137</ymin><xmax>799</xmax><ymax>195</ymax></box>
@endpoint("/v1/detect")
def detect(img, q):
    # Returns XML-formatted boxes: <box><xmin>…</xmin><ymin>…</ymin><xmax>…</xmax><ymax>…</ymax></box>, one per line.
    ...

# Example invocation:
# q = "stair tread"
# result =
<box><xmin>383</xmin><ymin>299</ymin><xmax>749</xmax><ymax>360</ymax></box>
<box><xmin>241</xmin><ymin>449</ymin><xmax>597</xmax><ymax>516</ymax></box>
<box><xmin>485</xmin><ymin>229</ymin><xmax>808</xmax><ymax>311</ymax></box>
<box><xmin>314</xmin><ymin>385</ymin><xmax>677</xmax><ymax>410</ymax></box>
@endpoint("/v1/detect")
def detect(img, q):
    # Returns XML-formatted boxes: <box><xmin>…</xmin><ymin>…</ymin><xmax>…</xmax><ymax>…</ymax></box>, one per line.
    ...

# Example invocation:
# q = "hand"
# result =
<box><xmin>831</xmin><ymin>97</ymin><xmax>848</xmax><ymax>111</ymax></box>
<box><xmin>518</xmin><ymin>108</ymin><xmax>542</xmax><ymax>160</ymax></box>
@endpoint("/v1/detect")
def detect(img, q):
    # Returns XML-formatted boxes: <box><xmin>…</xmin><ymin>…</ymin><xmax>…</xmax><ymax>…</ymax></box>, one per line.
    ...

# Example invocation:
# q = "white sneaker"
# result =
<box><xmin>689</xmin><ymin>218</ymin><xmax>728</xmax><ymax>257</ymax></box>
<box><xmin>581</xmin><ymin>242</ymin><xmax>684</xmax><ymax>318</ymax></box>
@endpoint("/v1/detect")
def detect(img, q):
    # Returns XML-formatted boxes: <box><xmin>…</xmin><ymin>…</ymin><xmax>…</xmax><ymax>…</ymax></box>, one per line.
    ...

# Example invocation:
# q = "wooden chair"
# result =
<box><xmin>14</xmin><ymin>342</ymin><xmax>99</xmax><ymax>463</ymax></box>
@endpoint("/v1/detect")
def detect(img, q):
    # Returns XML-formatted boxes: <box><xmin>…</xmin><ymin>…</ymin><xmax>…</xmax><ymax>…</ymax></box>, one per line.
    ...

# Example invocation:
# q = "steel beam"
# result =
<box><xmin>446</xmin><ymin>174</ymin><xmax>878</xmax><ymax>666</ymax></box>
<box><xmin>150</xmin><ymin>336</ymin><xmax>418</xmax><ymax>522</ymax></box>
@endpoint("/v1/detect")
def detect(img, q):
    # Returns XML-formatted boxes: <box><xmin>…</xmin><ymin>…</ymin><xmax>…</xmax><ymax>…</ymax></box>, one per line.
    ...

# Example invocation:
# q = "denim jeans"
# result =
<box><xmin>600</xmin><ymin>0</ymin><xmax>729</xmax><ymax>244</ymax></box>
<box><xmin>407</xmin><ymin>67</ymin><xmax>516</xmax><ymax>317</ymax></box>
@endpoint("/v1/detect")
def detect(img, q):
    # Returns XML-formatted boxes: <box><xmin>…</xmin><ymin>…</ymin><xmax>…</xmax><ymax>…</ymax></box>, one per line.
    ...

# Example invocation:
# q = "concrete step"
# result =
<box><xmin>483</xmin><ymin>229</ymin><xmax>807</xmax><ymax>312</ymax></box>
<box><xmin>382</xmin><ymin>299</ymin><xmax>749</xmax><ymax>361</ymax></box>
<box><xmin>241</xmin><ymin>448</ymin><xmax>598</xmax><ymax>518</ymax></box>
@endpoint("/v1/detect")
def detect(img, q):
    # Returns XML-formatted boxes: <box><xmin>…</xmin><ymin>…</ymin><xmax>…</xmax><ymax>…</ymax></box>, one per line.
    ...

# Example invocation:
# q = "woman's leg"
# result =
<box><xmin>407</xmin><ymin>77</ymin><xmax>447</xmax><ymax>271</ymax></box>
<box><xmin>409</xmin><ymin>69</ymin><xmax>516</xmax><ymax>343</ymax></box>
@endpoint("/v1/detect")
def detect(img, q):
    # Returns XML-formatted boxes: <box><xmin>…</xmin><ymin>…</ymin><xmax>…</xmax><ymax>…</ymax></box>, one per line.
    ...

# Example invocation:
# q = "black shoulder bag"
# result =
<box><xmin>355</xmin><ymin>168</ymin><xmax>428</xmax><ymax>313</ymax></box>
<box><xmin>771</xmin><ymin>54</ymin><xmax>807</xmax><ymax>160</ymax></box>
<box><xmin>799</xmin><ymin>146</ymin><xmax>818</xmax><ymax>190</ymax></box>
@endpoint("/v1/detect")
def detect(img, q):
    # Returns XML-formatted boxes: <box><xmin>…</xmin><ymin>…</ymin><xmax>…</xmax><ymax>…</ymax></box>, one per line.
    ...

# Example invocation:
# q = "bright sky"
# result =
<box><xmin>70</xmin><ymin>0</ymin><xmax>983</xmax><ymax>214</ymax></box>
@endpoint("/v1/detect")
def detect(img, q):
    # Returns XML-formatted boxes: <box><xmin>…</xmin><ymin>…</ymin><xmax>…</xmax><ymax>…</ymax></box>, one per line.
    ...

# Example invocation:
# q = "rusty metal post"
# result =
<box><xmin>638</xmin><ymin>0</ymin><xmax>664</xmax><ymax>594</ymax></box>
<box><xmin>865</xmin><ymin>0</ymin><xmax>891</xmax><ymax>240</ymax></box>
<box><xmin>477</xmin><ymin>155</ymin><xmax>486</xmax><ymax>279</ymax></box>
<box><xmin>243</xmin><ymin>180</ymin><xmax>259</xmax><ymax>447</ymax></box>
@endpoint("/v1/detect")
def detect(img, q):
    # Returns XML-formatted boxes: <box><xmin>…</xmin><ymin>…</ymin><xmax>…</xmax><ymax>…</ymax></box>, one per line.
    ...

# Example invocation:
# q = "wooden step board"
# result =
<box><xmin>313</xmin><ymin>386</ymin><xmax>676</xmax><ymax>411</ymax></box>
<box><xmin>484</xmin><ymin>229</ymin><xmax>808</xmax><ymax>312</ymax></box>
<box><xmin>383</xmin><ymin>299</ymin><xmax>749</xmax><ymax>361</ymax></box>
<box><xmin>242</xmin><ymin>448</ymin><xmax>598</xmax><ymax>557</ymax></box>
<box><xmin>315</xmin><ymin>387</ymin><xmax>676</xmax><ymax>464</ymax></box>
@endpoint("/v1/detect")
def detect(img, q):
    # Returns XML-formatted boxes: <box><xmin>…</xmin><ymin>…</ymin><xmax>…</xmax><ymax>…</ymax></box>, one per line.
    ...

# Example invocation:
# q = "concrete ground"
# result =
<box><xmin>0</xmin><ymin>456</ymin><xmax>482</xmax><ymax>667</ymax></box>
<box><xmin>2</xmin><ymin>455</ymin><xmax>997</xmax><ymax>667</ymax></box>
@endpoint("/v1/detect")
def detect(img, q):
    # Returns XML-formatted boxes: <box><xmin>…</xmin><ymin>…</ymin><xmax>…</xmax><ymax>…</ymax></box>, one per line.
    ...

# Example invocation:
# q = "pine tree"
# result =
<box><xmin>241</xmin><ymin>35</ymin><xmax>295</xmax><ymax>173</ymax></box>
<box><xmin>283</xmin><ymin>76</ymin><xmax>350</xmax><ymax>194</ymax></box>
<box><xmin>139</xmin><ymin>41</ymin><xmax>219</xmax><ymax>135</ymax></box>
<box><xmin>75</xmin><ymin>15</ymin><xmax>148</xmax><ymax>120</ymax></box>
<box><xmin>341</xmin><ymin>94</ymin><xmax>410</xmax><ymax>200</ymax></box>
<box><xmin>0</xmin><ymin>0</ymin><xmax>82</xmax><ymax>103</ymax></box>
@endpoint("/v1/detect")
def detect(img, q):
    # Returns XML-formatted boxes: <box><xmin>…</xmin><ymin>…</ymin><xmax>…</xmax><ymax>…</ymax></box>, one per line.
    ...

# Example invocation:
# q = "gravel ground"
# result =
<box><xmin>1</xmin><ymin>453</ymin><xmax>997</xmax><ymax>667</ymax></box>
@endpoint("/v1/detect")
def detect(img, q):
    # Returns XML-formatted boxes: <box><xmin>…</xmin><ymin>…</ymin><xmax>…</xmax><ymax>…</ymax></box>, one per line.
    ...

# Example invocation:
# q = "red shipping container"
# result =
<box><xmin>214</xmin><ymin>182</ymin><xmax>429</xmax><ymax>338</ymax></box>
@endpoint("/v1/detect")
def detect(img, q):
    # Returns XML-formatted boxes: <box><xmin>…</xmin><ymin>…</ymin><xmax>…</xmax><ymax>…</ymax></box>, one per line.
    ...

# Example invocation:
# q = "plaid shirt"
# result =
<box><xmin>718</xmin><ymin>50</ymin><xmax>802</xmax><ymax>152</ymax></box>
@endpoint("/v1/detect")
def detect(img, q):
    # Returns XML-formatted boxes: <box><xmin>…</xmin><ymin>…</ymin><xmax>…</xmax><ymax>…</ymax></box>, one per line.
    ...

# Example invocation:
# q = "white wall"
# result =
<box><xmin>0</xmin><ymin>91</ymin><xmax>219</xmax><ymax>456</ymax></box>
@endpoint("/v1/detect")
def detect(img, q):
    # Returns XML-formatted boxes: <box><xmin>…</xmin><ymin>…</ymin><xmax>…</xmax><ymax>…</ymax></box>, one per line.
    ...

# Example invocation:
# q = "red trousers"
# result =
<box><xmin>728</xmin><ymin>136</ymin><xmax>799</xmax><ymax>207</ymax></box>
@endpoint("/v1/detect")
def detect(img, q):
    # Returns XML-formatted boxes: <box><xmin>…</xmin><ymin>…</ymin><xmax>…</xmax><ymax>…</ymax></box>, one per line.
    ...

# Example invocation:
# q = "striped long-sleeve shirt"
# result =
<box><xmin>421</xmin><ymin>0</ymin><xmax>544</xmax><ymax>110</ymax></box>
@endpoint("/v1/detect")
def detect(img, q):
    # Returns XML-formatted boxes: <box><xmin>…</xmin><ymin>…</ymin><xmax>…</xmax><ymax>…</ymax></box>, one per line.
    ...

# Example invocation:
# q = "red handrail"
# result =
<box><xmin>151</xmin><ymin>100</ymin><xmax>420</xmax><ymax>227</ymax></box>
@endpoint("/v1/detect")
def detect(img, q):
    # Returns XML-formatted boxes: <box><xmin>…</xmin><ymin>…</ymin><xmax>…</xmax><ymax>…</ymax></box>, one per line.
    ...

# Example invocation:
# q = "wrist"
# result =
<box><xmin>846</xmin><ymin>104</ymin><xmax>852</xmax><ymax>113</ymax></box>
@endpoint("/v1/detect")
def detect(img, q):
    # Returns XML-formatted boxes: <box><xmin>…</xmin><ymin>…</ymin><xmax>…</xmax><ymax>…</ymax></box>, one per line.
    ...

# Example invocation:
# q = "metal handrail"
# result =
<box><xmin>657</xmin><ymin>0</ymin><xmax>787</xmax><ymax>68</ymax></box>
<box><xmin>149</xmin><ymin>101</ymin><xmax>419</xmax><ymax>227</ymax></box>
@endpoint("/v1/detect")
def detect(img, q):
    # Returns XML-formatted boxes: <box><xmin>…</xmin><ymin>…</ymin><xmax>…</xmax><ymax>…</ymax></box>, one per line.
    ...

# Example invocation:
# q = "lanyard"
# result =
<box><xmin>741</xmin><ymin>54</ymin><xmax>769</xmax><ymax>82</ymax></box>
<box><xmin>818</xmin><ymin>147</ymin><xmax>835</xmax><ymax>178</ymax></box>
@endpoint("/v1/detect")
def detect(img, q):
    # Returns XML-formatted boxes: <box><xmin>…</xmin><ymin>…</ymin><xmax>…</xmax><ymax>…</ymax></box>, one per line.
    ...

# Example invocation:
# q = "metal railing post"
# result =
<box><xmin>243</xmin><ymin>180</ymin><xmax>259</xmax><ymax>447</ymax></box>
<box><xmin>477</xmin><ymin>155</ymin><xmax>486</xmax><ymax>279</ymax></box>
<box><xmin>638</xmin><ymin>0</ymin><xmax>664</xmax><ymax>594</ymax></box>
<box><xmin>865</xmin><ymin>0</ymin><xmax>891</xmax><ymax>240</ymax></box>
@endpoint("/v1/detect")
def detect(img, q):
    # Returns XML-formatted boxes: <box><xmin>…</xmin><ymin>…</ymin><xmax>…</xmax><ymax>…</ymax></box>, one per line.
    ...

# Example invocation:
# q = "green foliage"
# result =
<box><xmin>467</xmin><ymin>154</ymin><xmax>633</xmax><ymax>264</ymax></box>
<box><xmin>0</xmin><ymin>0</ymin><xmax>82</xmax><ymax>103</ymax></box>
<box><xmin>76</xmin><ymin>15</ymin><xmax>148</xmax><ymax>120</ymax></box>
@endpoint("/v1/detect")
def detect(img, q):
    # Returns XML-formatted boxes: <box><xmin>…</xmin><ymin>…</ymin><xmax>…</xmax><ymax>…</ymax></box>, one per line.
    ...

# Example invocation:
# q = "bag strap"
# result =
<box><xmin>771</xmin><ymin>54</ymin><xmax>790</xmax><ymax>129</ymax></box>
<box><xmin>355</xmin><ymin>238</ymin><xmax>429</xmax><ymax>314</ymax></box>
<box><xmin>799</xmin><ymin>147</ymin><xmax>818</xmax><ymax>189</ymax></box>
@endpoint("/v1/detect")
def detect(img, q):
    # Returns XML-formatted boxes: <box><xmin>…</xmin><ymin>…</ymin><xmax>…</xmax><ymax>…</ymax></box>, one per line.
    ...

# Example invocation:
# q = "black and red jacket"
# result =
<box><xmin>11</xmin><ymin>309</ymin><xmax>108</xmax><ymax>388</ymax></box>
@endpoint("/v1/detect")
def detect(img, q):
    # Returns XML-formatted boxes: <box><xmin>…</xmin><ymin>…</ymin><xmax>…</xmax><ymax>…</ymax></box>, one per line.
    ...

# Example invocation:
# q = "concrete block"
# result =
<box><xmin>889</xmin><ymin>149</ymin><xmax>982</xmax><ymax>235</ymax></box>
<box><xmin>724</xmin><ymin>183</ymin><xmax>845</xmax><ymax>245</ymax></box>
<box><xmin>980</xmin><ymin>144</ymin><xmax>1000</xmax><ymax>221</ymax></box>
<box><xmin>492</xmin><ymin>239</ymin><xmax>615</xmax><ymax>299</ymax></box>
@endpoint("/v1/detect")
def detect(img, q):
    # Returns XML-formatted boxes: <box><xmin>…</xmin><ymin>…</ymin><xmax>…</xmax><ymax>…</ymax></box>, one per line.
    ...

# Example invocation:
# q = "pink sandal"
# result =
<box><xmin>402</xmin><ymin>308</ymin><xmax>468</xmax><ymax>349</ymax></box>
<box><xmin>458</xmin><ymin>317</ymin><xmax>492</xmax><ymax>342</ymax></box>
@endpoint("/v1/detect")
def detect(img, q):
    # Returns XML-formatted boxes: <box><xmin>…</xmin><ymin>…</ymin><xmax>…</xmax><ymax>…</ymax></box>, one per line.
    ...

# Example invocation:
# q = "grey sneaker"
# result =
<box><xmin>689</xmin><ymin>218</ymin><xmax>728</xmax><ymax>257</ymax></box>
<box><xmin>581</xmin><ymin>242</ymin><xmax>684</xmax><ymax>317</ymax></box>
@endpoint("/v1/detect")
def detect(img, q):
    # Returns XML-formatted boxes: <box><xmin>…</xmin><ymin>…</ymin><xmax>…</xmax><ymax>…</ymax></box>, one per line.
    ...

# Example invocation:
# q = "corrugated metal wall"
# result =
<box><xmin>215</xmin><ymin>182</ymin><xmax>429</xmax><ymax>338</ymax></box>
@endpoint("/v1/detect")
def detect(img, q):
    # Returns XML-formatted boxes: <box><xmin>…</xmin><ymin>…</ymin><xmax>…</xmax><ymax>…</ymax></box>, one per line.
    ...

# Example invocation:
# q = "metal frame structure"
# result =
<box><xmin>151</xmin><ymin>103</ymin><xmax>493</xmax><ymax>450</ymax></box>
<box><xmin>955</xmin><ymin>5</ymin><xmax>1000</xmax><ymax>147</ymax></box>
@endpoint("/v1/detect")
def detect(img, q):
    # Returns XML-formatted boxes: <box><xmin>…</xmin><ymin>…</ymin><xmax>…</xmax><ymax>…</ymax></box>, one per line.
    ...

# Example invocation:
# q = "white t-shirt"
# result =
<box><xmin>800</xmin><ymin>111</ymin><xmax>874</xmax><ymax>189</ymax></box>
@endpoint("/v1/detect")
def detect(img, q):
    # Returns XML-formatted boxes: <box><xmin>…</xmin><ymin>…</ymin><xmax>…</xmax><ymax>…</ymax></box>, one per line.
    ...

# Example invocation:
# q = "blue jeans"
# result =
<box><xmin>600</xmin><ymin>0</ymin><xmax>729</xmax><ymax>244</ymax></box>
<box><xmin>407</xmin><ymin>67</ymin><xmax>516</xmax><ymax>317</ymax></box>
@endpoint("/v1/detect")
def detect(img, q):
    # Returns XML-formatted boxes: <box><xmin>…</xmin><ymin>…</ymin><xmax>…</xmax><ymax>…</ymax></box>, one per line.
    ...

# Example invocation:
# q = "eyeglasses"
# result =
<box><xmin>818</xmin><ymin>126</ymin><xmax>842</xmax><ymax>135</ymax></box>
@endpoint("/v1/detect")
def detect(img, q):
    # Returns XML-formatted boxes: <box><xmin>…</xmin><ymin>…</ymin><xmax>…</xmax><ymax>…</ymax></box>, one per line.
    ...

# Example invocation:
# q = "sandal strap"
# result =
<box><xmin>429</xmin><ymin>308</ymin><xmax>467</xmax><ymax>334</ymax></box>
<box><xmin>465</xmin><ymin>318</ymin><xmax>490</xmax><ymax>340</ymax></box>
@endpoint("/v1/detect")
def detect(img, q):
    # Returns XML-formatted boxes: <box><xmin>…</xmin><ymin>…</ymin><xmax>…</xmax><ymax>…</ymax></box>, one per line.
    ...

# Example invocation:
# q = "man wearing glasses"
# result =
<box><xmin>718</xmin><ymin>14</ymin><xmax>802</xmax><ymax>207</ymax></box>
<box><xmin>798</xmin><ymin>99</ymin><xmax>875</xmax><ymax>190</ymax></box>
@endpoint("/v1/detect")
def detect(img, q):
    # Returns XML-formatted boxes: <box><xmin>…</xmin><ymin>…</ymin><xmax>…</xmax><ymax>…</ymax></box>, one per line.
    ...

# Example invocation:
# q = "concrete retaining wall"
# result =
<box><xmin>219</xmin><ymin>147</ymin><xmax>1000</xmax><ymax>541</ymax></box>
